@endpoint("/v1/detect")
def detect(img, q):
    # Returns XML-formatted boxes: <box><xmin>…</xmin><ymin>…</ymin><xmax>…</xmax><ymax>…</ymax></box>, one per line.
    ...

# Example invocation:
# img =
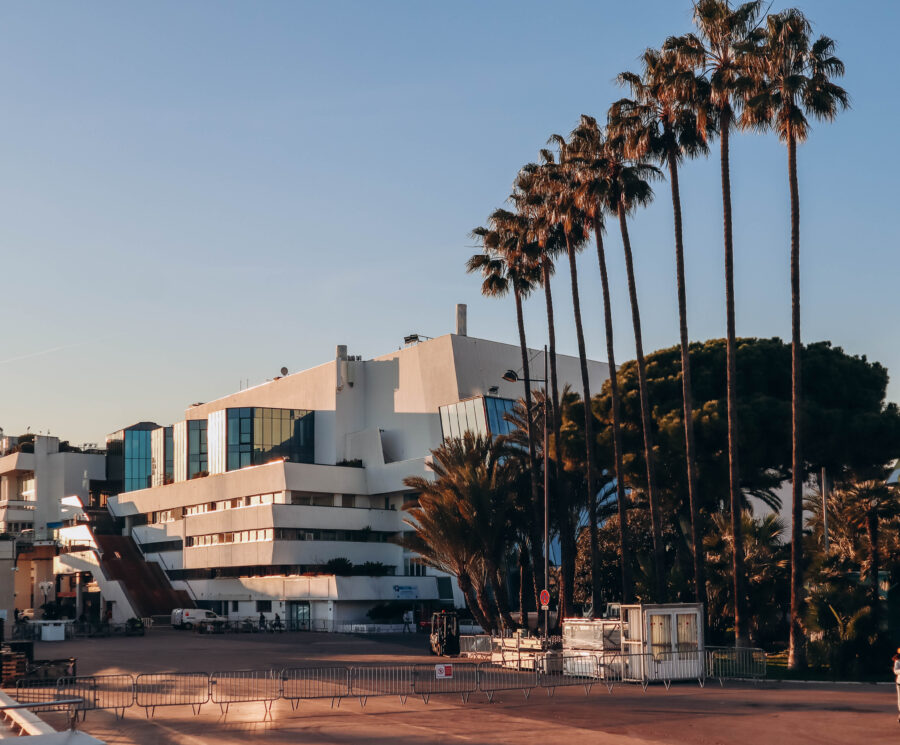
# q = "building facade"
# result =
<box><xmin>58</xmin><ymin>321</ymin><xmax>610</xmax><ymax>625</ymax></box>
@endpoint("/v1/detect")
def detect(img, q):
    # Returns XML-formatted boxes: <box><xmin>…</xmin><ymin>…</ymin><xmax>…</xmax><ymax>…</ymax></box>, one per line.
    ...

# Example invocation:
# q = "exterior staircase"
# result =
<box><xmin>92</xmin><ymin>534</ymin><xmax>192</xmax><ymax>618</ymax></box>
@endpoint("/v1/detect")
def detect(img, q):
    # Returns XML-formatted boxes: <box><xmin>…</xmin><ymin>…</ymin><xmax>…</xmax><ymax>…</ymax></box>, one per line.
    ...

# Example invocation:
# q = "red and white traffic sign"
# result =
<box><xmin>539</xmin><ymin>589</ymin><xmax>550</xmax><ymax>607</ymax></box>
<box><xmin>435</xmin><ymin>664</ymin><xmax>453</xmax><ymax>679</ymax></box>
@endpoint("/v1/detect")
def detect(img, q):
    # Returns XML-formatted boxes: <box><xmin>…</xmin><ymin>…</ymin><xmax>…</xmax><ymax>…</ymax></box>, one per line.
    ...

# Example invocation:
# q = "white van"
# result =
<box><xmin>171</xmin><ymin>608</ymin><xmax>227</xmax><ymax>631</ymax></box>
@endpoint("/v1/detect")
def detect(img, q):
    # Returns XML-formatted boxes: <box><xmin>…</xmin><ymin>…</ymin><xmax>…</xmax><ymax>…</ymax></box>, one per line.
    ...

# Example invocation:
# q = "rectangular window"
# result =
<box><xmin>341</xmin><ymin>494</ymin><xmax>355</xmax><ymax>508</ymax></box>
<box><xmin>256</xmin><ymin>600</ymin><xmax>272</xmax><ymax>613</ymax></box>
<box><xmin>649</xmin><ymin>614</ymin><xmax>673</xmax><ymax>660</ymax></box>
<box><xmin>231</xmin><ymin>601</ymin><xmax>239</xmax><ymax>613</ymax></box>
<box><xmin>676</xmin><ymin>613</ymin><xmax>698</xmax><ymax>653</ymax></box>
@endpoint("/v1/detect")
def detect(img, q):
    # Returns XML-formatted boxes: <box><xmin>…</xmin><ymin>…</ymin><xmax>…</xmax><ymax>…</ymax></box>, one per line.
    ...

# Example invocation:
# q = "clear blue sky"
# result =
<box><xmin>0</xmin><ymin>1</ymin><xmax>896</xmax><ymax>446</ymax></box>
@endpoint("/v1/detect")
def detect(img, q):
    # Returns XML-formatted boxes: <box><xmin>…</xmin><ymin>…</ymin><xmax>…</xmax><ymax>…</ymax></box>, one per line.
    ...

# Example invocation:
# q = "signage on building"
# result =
<box><xmin>393</xmin><ymin>585</ymin><xmax>418</xmax><ymax>599</ymax></box>
<box><xmin>435</xmin><ymin>664</ymin><xmax>453</xmax><ymax>679</ymax></box>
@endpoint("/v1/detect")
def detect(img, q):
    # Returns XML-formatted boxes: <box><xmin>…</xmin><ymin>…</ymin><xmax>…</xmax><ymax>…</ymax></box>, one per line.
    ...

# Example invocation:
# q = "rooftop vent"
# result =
<box><xmin>456</xmin><ymin>304</ymin><xmax>467</xmax><ymax>336</ymax></box>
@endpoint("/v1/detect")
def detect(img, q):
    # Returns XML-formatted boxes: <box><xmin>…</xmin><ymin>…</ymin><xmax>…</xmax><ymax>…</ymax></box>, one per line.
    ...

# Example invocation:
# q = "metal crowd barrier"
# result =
<box><xmin>134</xmin><ymin>672</ymin><xmax>211</xmax><ymax>717</ymax></box>
<box><xmin>537</xmin><ymin>654</ymin><xmax>608</xmax><ymax>696</ymax></box>
<box><xmin>55</xmin><ymin>675</ymin><xmax>135</xmax><ymax>719</ymax></box>
<box><xmin>412</xmin><ymin>663</ymin><xmax>478</xmax><ymax>703</ymax></box>
<box><xmin>475</xmin><ymin>662</ymin><xmax>538</xmax><ymax>702</ymax></box>
<box><xmin>12</xmin><ymin>679</ymin><xmax>70</xmax><ymax>712</ymax></box>
<box><xmin>281</xmin><ymin>667</ymin><xmax>350</xmax><ymax>709</ymax></box>
<box><xmin>459</xmin><ymin>635</ymin><xmax>493</xmax><ymax>657</ymax></box>
<box><xmin>349</xmin><ymin>665</ymin><xmax>415</xmax><ymax>707</ymax></box>
<box><xmin>705</xmin><ymin>646</ymin><xmax>767</xmax><ymax>684</ymax></box>
<box><xmin>5</xmin><ymin>649</ymin><xmax>767</xmax><ymax>721</ymax></box>
<box><xmin>210</xmin><ymin>669</ymin><xmax>281</xmax><ymax>717</ymax></box>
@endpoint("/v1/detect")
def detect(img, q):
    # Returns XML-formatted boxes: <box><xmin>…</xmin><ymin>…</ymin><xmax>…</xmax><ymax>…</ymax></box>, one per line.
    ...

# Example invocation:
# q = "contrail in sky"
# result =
<box><xmin>0</xmin><ymin>334</ymin><xmax>123</xmax><ymax>365</ymax></box>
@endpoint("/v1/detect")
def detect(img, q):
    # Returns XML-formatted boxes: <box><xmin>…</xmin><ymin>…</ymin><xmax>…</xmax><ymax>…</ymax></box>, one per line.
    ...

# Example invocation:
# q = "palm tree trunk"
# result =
<box><xmin>473</xmin><ymin>575</ymin><xmax>498</xmax><ymax>634</ymax></box>
<box><xmin>666</xmin><ymin>146</ymin><xmax>707</xmax><ymax>612</ymax></box>
<box><xmin>542</xmin><ymin>261</ymin><xmax>572</xmax><ymax>620</ymax></box>
<box><xmin>563</xmin><ymin>229</ymin><xmax>601</xmax><ymax>612</ymax></box>
<box><xmin>488</xmin><ymin>563</ymin><xmax>517</xmax><ymax>630</ymax></box>
<box><xmin>457</xmin><ymin>572</ymin><xmax>491</xmax><ymax>633</ymax></box>
<box><xmin>518</xmin><ymin>543</ymin><xmax>529</xmax><ymax>630</ymax></box>
<box><xmin>721</xmin><ymin>116</ymin><xmax>750</xmax><ymax>648</ymax></box>
<box><xmin>513</xmin><ymin>287</ymin><xmax>545</xmax><ymax>616</ymax></box>
<box><xmin>787</xmin><ymin>131</ymin><xmax>806</xmax><ymax>669</ymax></box>
<box><xmin>617</xmin><ymin>202</ymin><xmax>665</xmax><ymax>602</ymax></box>
<box><xmin>592</xmin><ymin>215</ymin><xmax>632</xmax><ymax>602</ymax></box>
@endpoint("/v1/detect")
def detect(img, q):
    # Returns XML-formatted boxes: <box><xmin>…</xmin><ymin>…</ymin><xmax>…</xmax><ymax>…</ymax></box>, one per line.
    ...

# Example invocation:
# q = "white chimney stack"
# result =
<box><xmin>336</xmin><ymin>344</ymin><xmax>348</xmax><ymax>361</ymax></box>
<box><xmin>456</xmin><ymin>304</ymin><xmax>467</xmax><ymax>336</ymax></box>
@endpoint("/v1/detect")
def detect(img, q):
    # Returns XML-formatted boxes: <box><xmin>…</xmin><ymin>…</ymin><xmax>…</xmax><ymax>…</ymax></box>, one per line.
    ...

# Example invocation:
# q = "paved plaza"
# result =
<box><xmin>19</xmin><ymin>631</ymin><xmax>899</xmax><ymax>744</ymax></box>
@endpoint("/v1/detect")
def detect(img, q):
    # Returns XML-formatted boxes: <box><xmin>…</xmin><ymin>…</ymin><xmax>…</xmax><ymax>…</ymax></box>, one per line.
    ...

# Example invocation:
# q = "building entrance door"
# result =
<box><xmin>286</xmin><ymin>601</ymin><xmax>310</xmax><ymax>631</ymax></box>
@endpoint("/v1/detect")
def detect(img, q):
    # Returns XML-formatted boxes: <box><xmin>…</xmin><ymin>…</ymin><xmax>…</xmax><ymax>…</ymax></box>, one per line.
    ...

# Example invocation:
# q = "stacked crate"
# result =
<box><xmin>1</xmin><ymin>651</ymin><xmax>27</xmax><ymax>686</ymax></box>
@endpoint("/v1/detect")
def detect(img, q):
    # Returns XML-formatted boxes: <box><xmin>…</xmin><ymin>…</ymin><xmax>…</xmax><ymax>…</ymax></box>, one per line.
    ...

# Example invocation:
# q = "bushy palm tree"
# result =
<box><xmin>704</xmin><ymin>511</ymin><xmax>789</xmax><ymax>646</ymax></box>
<box><xmin>741</xmin><ymin>7</ymin><xmax>849</xmax><ymax>670</ymax></box>
<box><xmin>401</xmin><ymin>433</ymin><xmax>520</xmax><ymax>632</ymax></box>
<box><xmin>805</xmin><ymin>478</ymin><xmax>898</xmax><ymax>629</ymax></box>
<box><xmin>667</xmin><ymin>0</ymin><xmax>764</xmax><ymax>647</ymax></box>
<box><xmin>610</xmin><ymin>46</ymin><xmax>712</xmax><ymax>610</ymax></box>
<box><xmin>468</xmin><ymin>215</ymin><xmax>545</xmax><ymax>614</ymax></box>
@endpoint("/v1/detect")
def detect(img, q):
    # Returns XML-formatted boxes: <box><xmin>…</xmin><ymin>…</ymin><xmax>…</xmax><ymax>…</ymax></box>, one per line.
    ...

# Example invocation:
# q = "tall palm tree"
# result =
<box><xmin>667</xmin><ymin>0</ymin><xmax>764</xmax><ymax>646</ymax></box>
<box><xmin>593</xmin><ymin>127</ymin><xmax>666</xmax><ymax>602</ymax></box>
<box><xmin>467</xmin><ymin>214</ymin><xmax>546</xmax><ymax>614</ymax></box>
<box><xmin>562</xmin><ymin>117</ymin><xmax>633</xmax><ymax>604</ymax></box>
<box><xmin>509</xmin><ymin>179</ymin><xmax>575</xmax><ymax>620</ymax></box>
<box><xmin>742</xmin><ymin>9</ymin><xmax>848</xmax><ymax>669</ymax></box>
<box><xmin>520</xmin><ymin>150</ymin><xmax>602</xmax><ymax>612</ymax></box>
<box><xmin>610</xmin><ymin>46</ymin><xmax>712</xmax><ymax>610</ymax></box>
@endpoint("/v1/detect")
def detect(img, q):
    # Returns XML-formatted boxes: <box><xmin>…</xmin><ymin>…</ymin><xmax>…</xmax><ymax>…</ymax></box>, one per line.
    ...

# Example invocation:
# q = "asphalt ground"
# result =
<box><xmin>16</xmin><ymin>630</ymin><xmax>898</xmax><ymax>744</ymax></box>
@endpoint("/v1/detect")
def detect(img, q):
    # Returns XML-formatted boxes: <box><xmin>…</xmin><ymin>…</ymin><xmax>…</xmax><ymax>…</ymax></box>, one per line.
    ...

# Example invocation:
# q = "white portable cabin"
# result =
<box><xmin>562</xmin><ymin>603</ymin><xmax>705</xmax><ymax>684</ymax></box>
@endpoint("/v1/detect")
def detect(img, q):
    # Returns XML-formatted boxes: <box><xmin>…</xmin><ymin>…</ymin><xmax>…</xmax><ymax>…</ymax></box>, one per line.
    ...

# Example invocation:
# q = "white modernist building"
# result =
<box><xmin>65</xmin><ymin>312</ymin><xmax>610</xmax><ymax>627</ymax></box>
<box><xmin>0</xmin><ymin>435</ymin><xmax>105</xmax><ymax>538</ymax></box>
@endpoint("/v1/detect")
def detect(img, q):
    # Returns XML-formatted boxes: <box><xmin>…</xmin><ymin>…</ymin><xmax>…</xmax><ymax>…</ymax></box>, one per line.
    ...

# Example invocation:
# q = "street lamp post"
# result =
<box><xmin>502</xmin><ymin>345</ymin><xmax>550</xmax><ymax>642</ymax></box>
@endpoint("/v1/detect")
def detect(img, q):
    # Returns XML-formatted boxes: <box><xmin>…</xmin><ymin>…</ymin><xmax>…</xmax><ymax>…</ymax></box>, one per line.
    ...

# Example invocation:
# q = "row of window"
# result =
<box><xmin>1</xmin><ymin>521</ymin><xmax>33</xmax><ymax>533</ymax></box>
<box><xmin>167</xmin><ymin>564</ymin><xmax>399</xmax><ymax>581</ymax></box>
<box><xmin>181</xmin><ymin>492</ymin><xmax>277</xmax><ymax>517</ymax></box>
<box><xmin>151</xmin><ymin>491</ymin><xmax>395</xmax><ymax>524</ymax></box>
<box><xmin>185</xmin><ymin>527</ymin><xmax>393</xmax><ymax>547</ymax></box>
<box><xmin>187</xmin><ymin>529</ymin><xmax>274</xmax><ymax>547</ymax></box>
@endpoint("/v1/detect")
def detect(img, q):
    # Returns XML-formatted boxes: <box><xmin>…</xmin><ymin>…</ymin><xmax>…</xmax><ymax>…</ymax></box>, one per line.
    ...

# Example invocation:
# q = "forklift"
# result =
<box><xmin>429</xmin><ymin>610</ymin><xmax>460</xmax><ymax>656</ymax></box>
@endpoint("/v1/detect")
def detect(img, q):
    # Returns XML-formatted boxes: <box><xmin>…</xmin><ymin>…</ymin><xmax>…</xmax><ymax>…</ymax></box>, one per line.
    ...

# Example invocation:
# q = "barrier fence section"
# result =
<box><xmin>475</xmin><ymin>662</ymin><xmax>538</xmax><ymax>702</ymax></box>
<box><xmin>56</xmin><ymin>675</ymin><xmax>135</xmax><ymax>719</ymax></box>
<box><xmin>209</xmin><ymin>670</ymin><xmax>281</xmax><ymax>717</ymax></box>
<box><xmin>13</xmin><ymin>679</ymin><xmax>70</xmax><ymax>712</ymax></box>
<box><xmin>705</xmin><ymin>647</ymin><xmax>767</xmax><ymax>684</ymax></box>
<box><xmin>281</xmin><ymin>667</ymin><xmax>351</xmax><ymax>709</ymax></box>
<box><xmin>538</xmin><ymin>654</ymin><xmax>606</xmax><ymax>696</ymax></box>
<box><xmin>459</xmin><ymin>635</ymin><xmax>492</xmax><ymax>657</ymax></box>
<box><xmin>349</xmin><ymin>665</ymin><xmax>415</xmax><ymax>706</ymax></box>
<box><xmin>134</xmin><ymin>672</ymin><xmax>211</xmax><ymax>717</ymax></box>
<box><xmin>412</xmin><ymin>663</ymin><xmax>478</xmax><ymax>703</ymax></box>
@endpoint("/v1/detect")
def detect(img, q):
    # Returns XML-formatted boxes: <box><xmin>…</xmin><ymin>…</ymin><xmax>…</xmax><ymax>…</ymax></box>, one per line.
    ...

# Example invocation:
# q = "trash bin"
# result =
<box><xmin>40</xmin><ymin>622</ymin><xmax>66</xmax><ymax>642</ymax></box>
